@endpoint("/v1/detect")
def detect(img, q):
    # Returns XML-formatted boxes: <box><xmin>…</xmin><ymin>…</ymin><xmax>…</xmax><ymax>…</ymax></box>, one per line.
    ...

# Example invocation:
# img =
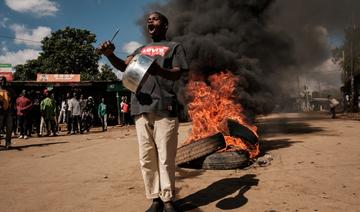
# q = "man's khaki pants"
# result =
<box><xmin>135</xmin><ymin>113</ymin><xmax>179</xmax><ymax>202</ymax></box>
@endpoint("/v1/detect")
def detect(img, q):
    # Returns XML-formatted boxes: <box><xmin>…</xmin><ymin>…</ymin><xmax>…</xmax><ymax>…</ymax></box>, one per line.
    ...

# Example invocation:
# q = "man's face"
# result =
<box><xmin>147</xmin><ymin>13</ymin><xmax>167</xmax><ymax>38</ymax></box>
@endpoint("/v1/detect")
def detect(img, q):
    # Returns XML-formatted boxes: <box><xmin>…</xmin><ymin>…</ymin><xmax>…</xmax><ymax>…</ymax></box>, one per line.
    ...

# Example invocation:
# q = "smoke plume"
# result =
<box><xmin>139</xmin><ymin>0</ymin><xmax>358</xmax><ymax>114</ymax></box>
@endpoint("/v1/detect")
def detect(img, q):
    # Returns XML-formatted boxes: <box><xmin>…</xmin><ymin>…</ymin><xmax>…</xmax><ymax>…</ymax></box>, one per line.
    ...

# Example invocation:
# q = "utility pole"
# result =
<box><xmin>350</xmin><ymin>24</ymin><xmax>356</xmax><ymax>112</ymax></box>
<box><xmin>116</xmin><ymin>91</ymin><xmax>121</xmax><ymax>125</ymax></box>
<box><xmin>305</xmin><ymin>85</ymin><xmax>309</xmax><ymax>111</ymax></box>
<box><xmin>297</xmin><ymin>74</ymin><xmax>301</xmax><ymax>111</ymax></box>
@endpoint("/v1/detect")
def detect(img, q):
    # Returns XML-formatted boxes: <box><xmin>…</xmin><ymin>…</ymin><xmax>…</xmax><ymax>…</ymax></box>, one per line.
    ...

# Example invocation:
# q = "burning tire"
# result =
<box><xmin>176</xmin><ymin>133</ymin><xmax>226</xmax><ymax>166</ymax></box>
<box><xmin>224</xmin><ymin>119</ymin><xmax>258</xmax><ymax>145</ymax></box>
<box><xmin>194</xmin><ymin>151</ymin><xmax>249</xmax><ymax>170</ymax></box>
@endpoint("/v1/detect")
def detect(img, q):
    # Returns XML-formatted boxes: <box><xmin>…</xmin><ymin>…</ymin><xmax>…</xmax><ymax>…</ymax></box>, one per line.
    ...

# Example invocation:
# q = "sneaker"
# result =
<box><xmin>146</xmin><ymin>198</ymin><xmax>164</xmax><ymax>212</ymax></box>
<box><xmin>24</xmin><ymin>135</ymin><xmax>28</xmax><ymax>139</ymax></box>
<box><xmin>18</xmin><ymin>135</ymin><xmax>24</xmax><ymax>139</ymax></box>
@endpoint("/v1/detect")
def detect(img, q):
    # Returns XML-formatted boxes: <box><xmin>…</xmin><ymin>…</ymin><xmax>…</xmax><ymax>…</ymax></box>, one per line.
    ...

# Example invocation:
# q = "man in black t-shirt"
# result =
<box><xmin>99</xmin><ymin>12</ymin><xmax>188</xmax><ymax>212</ymax></box>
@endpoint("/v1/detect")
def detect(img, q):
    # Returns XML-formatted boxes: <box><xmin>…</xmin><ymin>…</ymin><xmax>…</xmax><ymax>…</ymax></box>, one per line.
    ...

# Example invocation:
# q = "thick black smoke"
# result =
<box><xmin>270</xmin><ymin>0</ymin><xmax>360</xmax><ymax>91</ymax></box>
<box><xmin>139</xmin><ymin>0</ymin><xmax>358</xmax><ymax>114</ymax></box>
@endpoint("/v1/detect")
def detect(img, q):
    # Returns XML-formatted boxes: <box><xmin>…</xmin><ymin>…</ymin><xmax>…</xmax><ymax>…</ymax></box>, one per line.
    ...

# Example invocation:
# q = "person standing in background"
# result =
<box><xmin>0</xmin><ymin>76</ymin><xmax>14</xmax><ymax>148</ymax></box>
<box><xmin>83</xmin><ymin>96</ymin><xmax>95</xmax><ymax>132</ymax></box>
<box><xmin>79</xmin><ymin>94</ymin><xmax>87</xmax><ymax>133</ymax></box>
<box><xmin>98</xmin><ymin>98</ymin><xmax>107</xmax><ymax>131</ymax></box>
<box><xmin>26</xmin><ymin>90</ymin><xmax>35</xmax><ymax>137</ymax></box>
<box><xmin>65</xmin><ymin>92</ymin><xmax>72</xmax><ymax>134</ymax></box>
<box><xmin>120</xmin><ymin>97</ymin><xmax>130</xmax><ymax>126</ymax></box>
<box><xmin>328</xmin><ymin>95</ymin><xmax>339</xmax><ymax>119</ymax></box>
<box><xmin>16</xmin><ymin>90</ymin><xmax>33</xmax><ymax>139</ymax></box>
<box><xmin>58</xmin><ymin>95</ymin><xmax>67</xmax><ymax>124</ymax></box>
<box><xmin>40</xmin><ymin>89</ymin><xmax>57</xmax><ymax>136</ymax></box>
<box><xmin>120</xmin><ymin>96</ymin><xmax>126</xmax><ymax>126</ymax></box>
<box><xmin>68</xmin><ymin>93</ymin><xmax>81</xmax><ymax>134</ymax></box>
<box><xmin>32</xmin><ymin>91</ymin><xmax>42</xmax><ymax>137</ymax></box>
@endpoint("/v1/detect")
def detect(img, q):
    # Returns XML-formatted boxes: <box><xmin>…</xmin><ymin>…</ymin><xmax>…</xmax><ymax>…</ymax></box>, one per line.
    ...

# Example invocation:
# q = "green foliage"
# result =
<box><xmin>98</xmin><ymin>64</ymin><xmax>118</xmax><ymax>81</ymax></box>
<box><xmin>13</xmin><ymin>59</ymin><xmax>42</xmax><ymax>81</ymax></box>
<box><xmin>332</xmin><ymin>26</ymin><xmax>360</xmax><ymax>83</ymax></box>
<box><xmin>39</xmin><ymin>27</ymin><xmax>100</xmax><ymax>77</ymax></box>
<box><xmin>13</xmin><ymin>27</ymin><xmax>117</xmax><ymax>81</ymax></box>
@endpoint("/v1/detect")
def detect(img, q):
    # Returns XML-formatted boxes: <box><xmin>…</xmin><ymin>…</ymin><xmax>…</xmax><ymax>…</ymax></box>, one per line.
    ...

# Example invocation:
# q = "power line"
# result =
<box><xmin>0</xmin><ymin>34</ymin><xmax>130</xmax><ymax>55</ymax></box>
<box><xmin>0</xmin><ymin>34</ymin><xmax>41</xmax><ymax>43</ymax></box>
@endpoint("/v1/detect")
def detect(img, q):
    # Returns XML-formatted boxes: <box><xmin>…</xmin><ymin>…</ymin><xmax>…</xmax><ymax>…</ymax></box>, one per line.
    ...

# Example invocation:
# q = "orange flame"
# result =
<box><xmin>185</xmin><ymin>71</ymin><xmax>259</xmax><ymax>158</ymax></box>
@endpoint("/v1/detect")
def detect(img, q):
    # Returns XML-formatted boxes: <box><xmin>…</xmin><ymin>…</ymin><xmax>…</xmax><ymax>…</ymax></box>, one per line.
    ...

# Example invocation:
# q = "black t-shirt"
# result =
<box><xmin>129</xmin><ymin>40</ymin><xmax>189</xmax><ymax>117</ymax></box>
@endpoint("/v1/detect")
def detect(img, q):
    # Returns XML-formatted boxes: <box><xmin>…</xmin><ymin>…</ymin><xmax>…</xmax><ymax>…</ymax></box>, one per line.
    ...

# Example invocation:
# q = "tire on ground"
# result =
<box><xmin>226</xmin><ymin>119</ymin><xmax>258</xmax><ymax>145</ymax></box>
<box><xmin>176</xmin><ymin>133</ymin><xmax>226</xmax><ymax>166</ymax></box>
<box><xmin>193</xmin><ymin>151</ymin><xmax>249</xmax><ymax>170</ymax></box>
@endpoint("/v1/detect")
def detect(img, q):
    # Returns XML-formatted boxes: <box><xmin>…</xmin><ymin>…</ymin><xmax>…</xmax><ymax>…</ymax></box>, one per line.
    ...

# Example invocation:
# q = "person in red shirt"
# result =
<box><xmin>16</xmin><ymin>90</ymin><xmax>33</xmax><ymax>139</ymax></box>
<box><xmin>120</xmin><ymin>96</ymin><xmax>130</xmax><ymax>126</ymax></box>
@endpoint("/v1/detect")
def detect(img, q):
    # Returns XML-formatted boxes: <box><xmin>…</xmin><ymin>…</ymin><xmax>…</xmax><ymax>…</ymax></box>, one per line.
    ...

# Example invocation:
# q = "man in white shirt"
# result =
<box><xmin>58</xmin><ymin>98</ymin><xmax>67</xmax><ymax>124</ymax></box>
<box><xmin>68</xmin><ymin>93</ymin><xmax>81</xmax><ymax>134</ymax></box>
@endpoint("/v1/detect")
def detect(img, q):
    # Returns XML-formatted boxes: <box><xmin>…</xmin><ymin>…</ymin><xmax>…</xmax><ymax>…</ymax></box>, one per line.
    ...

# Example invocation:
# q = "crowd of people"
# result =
<box><xmin>0</xmin><ymin>76</ymin><xmax>131</xmax><ymax>149</ymax></box>
<box><xmin>3</xmin><ymin>10</ymin><xmax>185</xmax><ymax>211</ymax></box>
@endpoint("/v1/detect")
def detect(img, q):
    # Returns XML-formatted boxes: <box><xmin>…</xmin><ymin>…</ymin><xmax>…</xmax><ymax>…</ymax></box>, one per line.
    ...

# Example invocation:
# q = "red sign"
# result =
<box><xmin>141</xmin><ymin>46</ymin><xmax>169</xmax><ymax>57</ymax></box>
<box><xmin>36</xmin><ymin>74</ymin><xmax>81</xmax><ymax>82</ymax></box>
<box><xmin>0</xmin><ymin>72</ymin><xmax>13</xmax><ymax>81</ymax></box>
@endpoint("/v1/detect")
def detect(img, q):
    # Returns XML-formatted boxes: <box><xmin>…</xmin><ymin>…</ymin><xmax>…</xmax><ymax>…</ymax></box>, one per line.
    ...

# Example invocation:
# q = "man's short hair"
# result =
<box><xmin>151</xmin><ymin>11</ymin><xmax>168</xmax><ymax>26</ymax></box>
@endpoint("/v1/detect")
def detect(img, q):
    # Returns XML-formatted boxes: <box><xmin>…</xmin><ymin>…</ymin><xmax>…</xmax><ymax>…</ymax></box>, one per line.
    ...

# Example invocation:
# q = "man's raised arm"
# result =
<box><xmin>97</xmin><ymin>41</ymin><xmax>133</xmax><ymax>72</ymax></box>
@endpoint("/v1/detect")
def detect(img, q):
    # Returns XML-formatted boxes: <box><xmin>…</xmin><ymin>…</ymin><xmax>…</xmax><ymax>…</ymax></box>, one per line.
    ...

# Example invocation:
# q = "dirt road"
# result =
<box><xmin>1</xmin><ymin>112</ymin><xmax>359</xmax><ymax>212</ymax></box>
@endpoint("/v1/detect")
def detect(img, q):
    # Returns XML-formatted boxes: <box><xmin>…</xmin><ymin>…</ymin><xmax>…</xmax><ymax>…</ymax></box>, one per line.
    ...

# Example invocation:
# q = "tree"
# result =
<box><xmin>13</xmin><ymin>59</ymin><xmax>43</xmax><ymax>81</ymax></box>
<box><xmin>332</xmin><ymin>25</ymin><xmax>360</xmax><ymax>112</ymax></box>
<box><xmin>39</xmin><ymin>27</ymin><xmax>100</xmax><ymax>80</ymax></box>
<box><xmin>98</xmin><ymin>64</ymin><xmax>118</xmax><ymax>81</ymax></box>
<box><xmin>14</xmin><ymin>27</ymin><xmax>108</xmax><ymax>81</ymax></box>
